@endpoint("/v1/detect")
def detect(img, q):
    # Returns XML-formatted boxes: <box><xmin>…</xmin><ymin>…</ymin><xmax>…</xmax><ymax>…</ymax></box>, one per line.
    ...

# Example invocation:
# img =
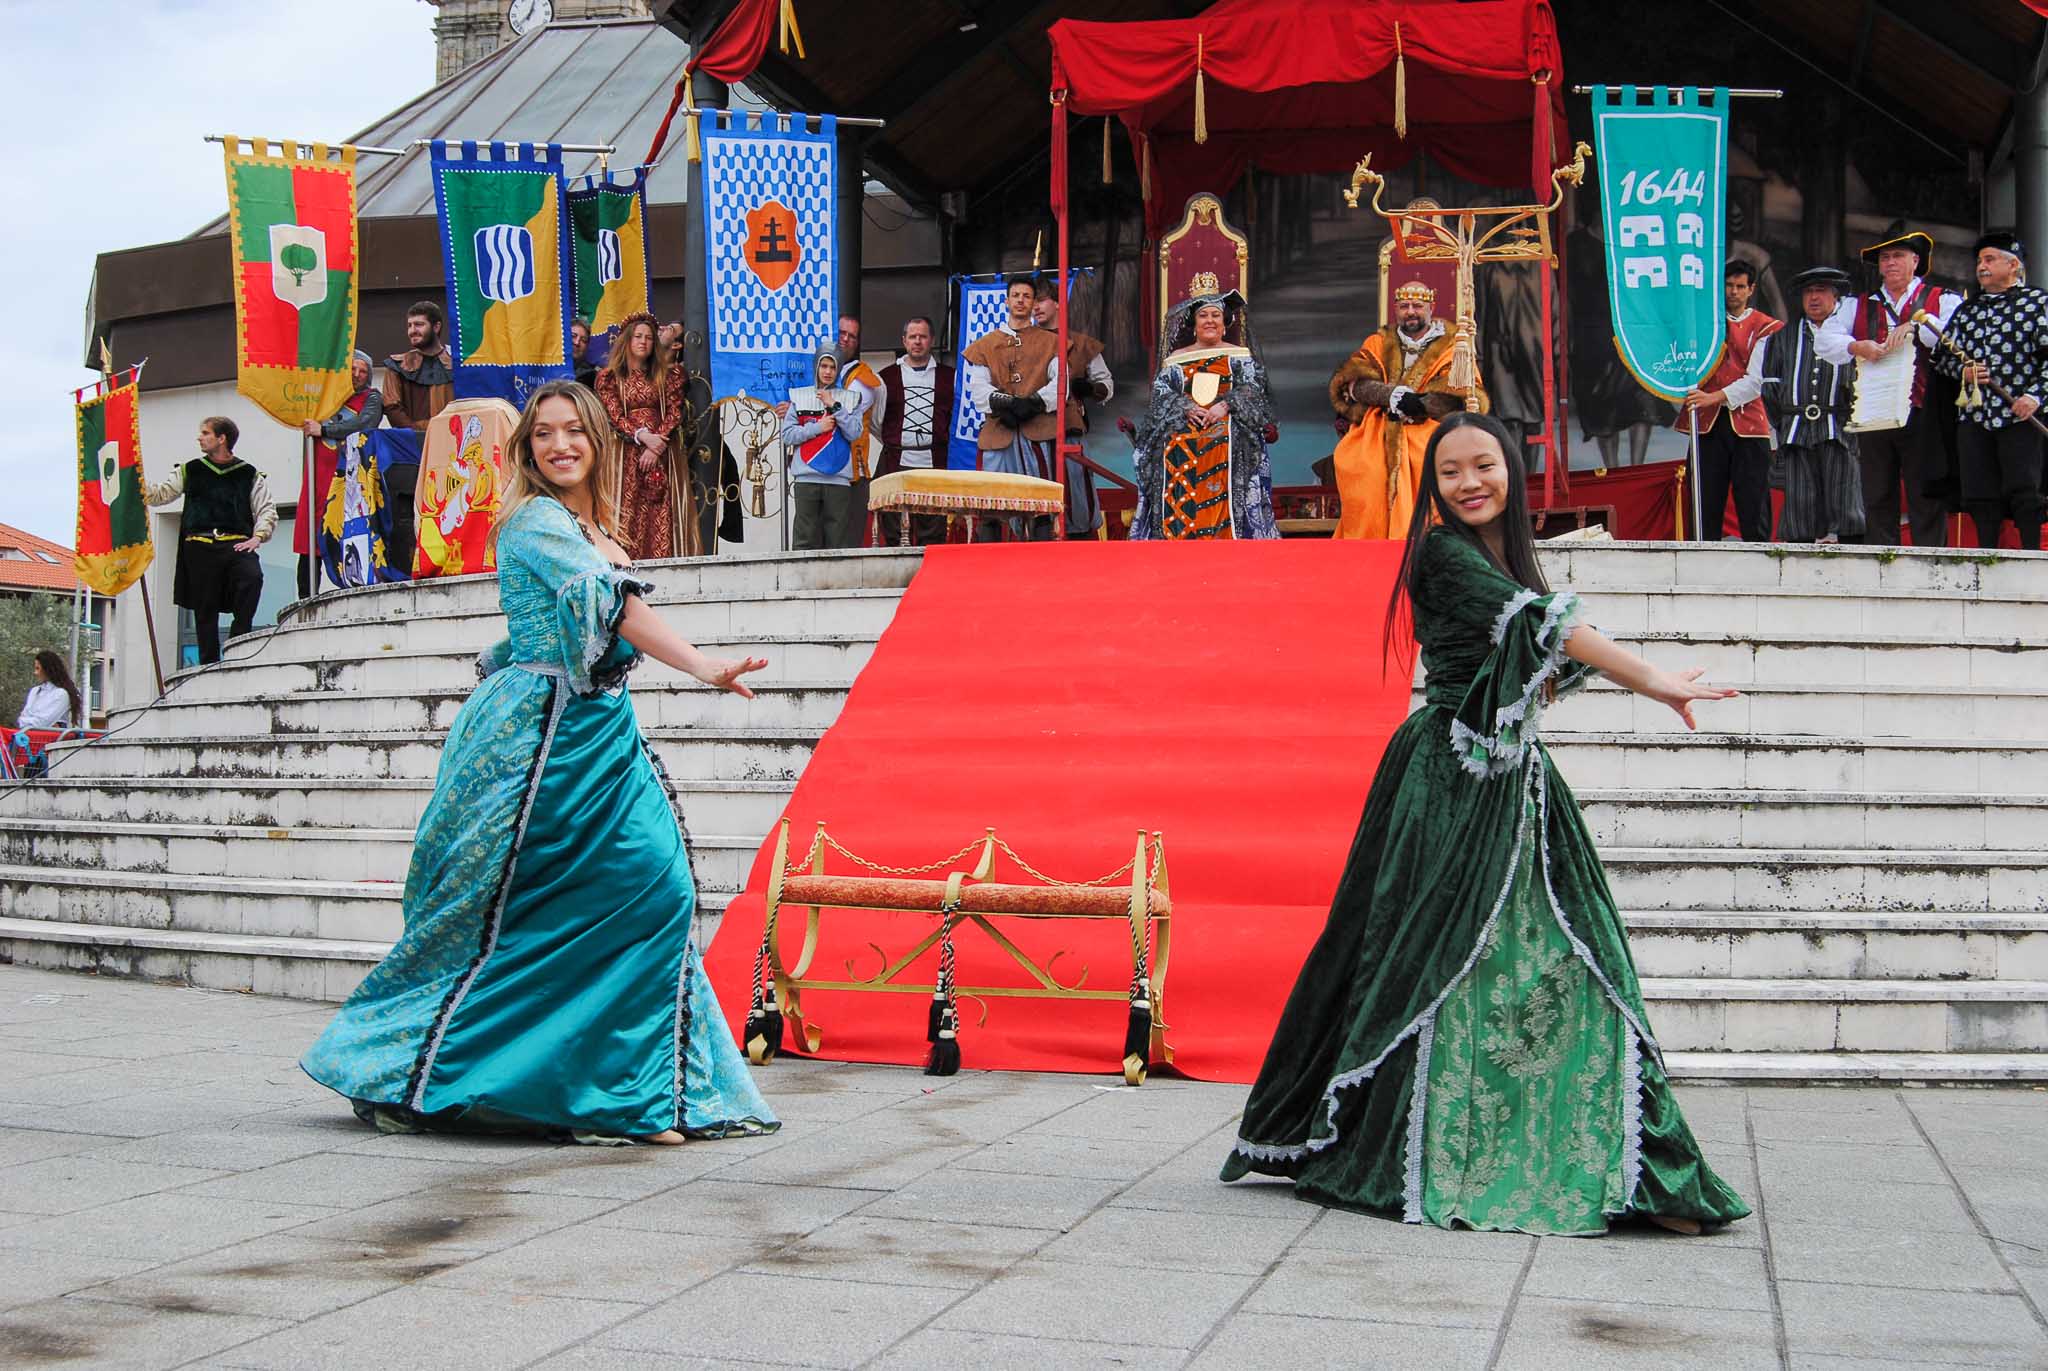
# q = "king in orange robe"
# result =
<box><xmin>1331</xmin><ymin>280</ymin><xmax>1482</xmax><ymax>539</ymax></box>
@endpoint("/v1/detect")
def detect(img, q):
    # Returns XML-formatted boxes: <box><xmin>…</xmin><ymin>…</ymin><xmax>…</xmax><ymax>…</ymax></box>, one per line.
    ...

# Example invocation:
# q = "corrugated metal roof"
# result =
<box><xmin>190</xmin><ymin>18</ymin><xmax>765</xmax><ymax>236</ymax></box>
<box><xmin>0</xmin><ymin>522</ymin><xmax>80</xmax><ymax>593</ymax></box>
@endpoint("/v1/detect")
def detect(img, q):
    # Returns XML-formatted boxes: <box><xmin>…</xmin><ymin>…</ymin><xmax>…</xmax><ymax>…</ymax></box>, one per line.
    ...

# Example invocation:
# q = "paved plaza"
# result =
<box><xmin>0</xmin><ymin>964</ymin><xmax>2042</xmax><ymax>1369</ymax></box>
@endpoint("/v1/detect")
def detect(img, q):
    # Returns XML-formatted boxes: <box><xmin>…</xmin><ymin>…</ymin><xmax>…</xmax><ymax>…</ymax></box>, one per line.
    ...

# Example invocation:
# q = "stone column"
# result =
<box><xmin>835</xmin><ymin>125</ymin><xmax>868</xmax><ymax>325</ymax></box>
<box><xmin>2017</xmin><ymin>77</ymin><xmax>2048</xmax><ymax>263</ymax></box>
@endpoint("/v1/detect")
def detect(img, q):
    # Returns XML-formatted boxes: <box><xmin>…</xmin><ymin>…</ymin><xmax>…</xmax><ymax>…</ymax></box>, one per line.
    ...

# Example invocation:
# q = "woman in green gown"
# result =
<box><xmin>1222</xmin><ymin>412</ymin><xmax>1750</xmax><ymax>1235</ymax></box>
<box><xmin>302</xmin><ymin>381</ymin><xmax>778</xmax><ymax>1145</ymax></box>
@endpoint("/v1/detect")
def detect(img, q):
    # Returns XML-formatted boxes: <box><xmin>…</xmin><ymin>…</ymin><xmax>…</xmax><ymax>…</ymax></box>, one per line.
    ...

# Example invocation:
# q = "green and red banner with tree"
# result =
<box><xmin>74</xmin><ymin>366</ymin><xmax>153</xmax><ymax>596</ymax></box>
<box><xmin>222</xmin><ymin>138</ymin><xmax>360</xmax><ymax>427</ymax></box>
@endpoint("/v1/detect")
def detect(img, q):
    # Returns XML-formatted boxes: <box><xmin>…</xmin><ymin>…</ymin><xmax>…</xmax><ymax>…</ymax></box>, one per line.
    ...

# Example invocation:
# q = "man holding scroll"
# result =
<box><xmin>1817</xmin><ymin>231</ymin><xmax>1957</xmax><ymax>546</ymax></box>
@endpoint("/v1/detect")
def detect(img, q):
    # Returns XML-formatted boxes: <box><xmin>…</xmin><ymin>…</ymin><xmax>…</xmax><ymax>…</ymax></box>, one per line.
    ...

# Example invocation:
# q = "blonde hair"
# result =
<box><xmin>492</xmin><ymin>381</ymin><xmax>624</xmax><ymax>552</ymax></box>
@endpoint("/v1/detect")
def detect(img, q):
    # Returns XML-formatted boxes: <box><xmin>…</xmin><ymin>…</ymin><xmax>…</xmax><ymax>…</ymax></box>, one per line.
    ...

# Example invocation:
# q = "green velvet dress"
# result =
<box><xmin>1221</xmin><ymin>528</ymin><xmax>1749</xmax><ymax>1235</ymax></box>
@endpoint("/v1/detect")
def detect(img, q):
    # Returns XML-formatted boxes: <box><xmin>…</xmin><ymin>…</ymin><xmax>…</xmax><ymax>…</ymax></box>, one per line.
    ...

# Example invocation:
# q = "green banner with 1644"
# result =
<box><xmin>1592</xmin><ymin>86</ymin><xmax>1729</xmax><ymax>402</ymax></box>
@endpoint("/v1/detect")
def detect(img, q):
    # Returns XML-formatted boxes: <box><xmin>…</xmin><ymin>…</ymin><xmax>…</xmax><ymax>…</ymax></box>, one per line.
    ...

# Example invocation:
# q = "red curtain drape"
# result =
<box><xmin>644</xmin><ymin>0</ymin><xmax>782</xmax><ymax>164</ymax></box>
<box><xmin>1049</xmin><ymin>0</ymin><xmax>1566</xmax><ymax>237</ymax></box>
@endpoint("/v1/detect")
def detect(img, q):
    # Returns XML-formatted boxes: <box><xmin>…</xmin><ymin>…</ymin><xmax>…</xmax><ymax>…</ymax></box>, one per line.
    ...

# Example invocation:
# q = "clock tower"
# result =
<box><xmin>423</xmin><ymin>0</ymin><xmax>651</xmax><ymax>82</ymax></box>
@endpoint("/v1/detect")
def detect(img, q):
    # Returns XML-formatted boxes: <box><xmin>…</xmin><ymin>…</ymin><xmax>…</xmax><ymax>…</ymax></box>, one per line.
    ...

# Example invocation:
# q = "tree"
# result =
<box><xmin>0</xmin><ymin>591</ymin><xmax>78</xmax><ymax>725</ymax></box>
<box><xmin>280</xmin><ymin>242</ymin><xmax>319</xmax><ymax>287</ymax></box>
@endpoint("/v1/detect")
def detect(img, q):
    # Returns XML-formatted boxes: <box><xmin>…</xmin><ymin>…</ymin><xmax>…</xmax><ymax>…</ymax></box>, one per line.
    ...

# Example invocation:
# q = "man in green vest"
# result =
<box><xmin>144</xmin><ymin>416</ymin><xmax>277</xmax><ymax>665</ymax></box>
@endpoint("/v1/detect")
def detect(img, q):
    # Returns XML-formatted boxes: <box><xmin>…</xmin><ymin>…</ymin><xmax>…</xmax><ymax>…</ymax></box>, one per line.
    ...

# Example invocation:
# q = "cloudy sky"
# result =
<box><xmin>0</xmin><ymin>0</ymin><xmax>437</xmax><ymax>543</ymax></box>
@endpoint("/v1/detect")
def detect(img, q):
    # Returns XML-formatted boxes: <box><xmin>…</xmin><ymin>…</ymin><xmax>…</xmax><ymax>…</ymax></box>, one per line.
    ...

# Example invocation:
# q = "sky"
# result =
<box><xmin>0</xmin><ymin>0</ymin><xmax>437</xmax><ymax>544</ymax></box>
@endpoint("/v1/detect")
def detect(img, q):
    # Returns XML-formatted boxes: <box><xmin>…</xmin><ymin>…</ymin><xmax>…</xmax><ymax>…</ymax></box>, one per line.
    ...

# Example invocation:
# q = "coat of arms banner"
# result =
<box><xmin>701</xmin><ymin>110</ymin><xmax>838</xmax><ymax>410</ymax></box>
<box><xmin>431</xmin><ymin>140</ymin><xmax>575</xmax><ymax>408</ymax></box>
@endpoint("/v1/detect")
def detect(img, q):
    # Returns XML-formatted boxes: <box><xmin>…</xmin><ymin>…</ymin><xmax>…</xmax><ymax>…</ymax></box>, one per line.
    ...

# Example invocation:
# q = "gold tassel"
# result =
<box><xmin>1102</xmin><ymin>117</ymin><xmax>1113</xmax><ymax>185</ymax></box>
<box><xmin>1140</xmin><ymin>137</ymin><xmax>1152</xmax><ymax>201</ymax></box>
<box><xmin>1033</xmin><ymin>228</ymin><xmax>1043</xmax><ymax>269</ymax></box>
<box><xmin>1193</xmin><ymin>34</ymin><xmax>1208</xmax><ymax>146</ymax></box>
<box><xmin>1393</xmin><ymin>22</ymin><xmax>1408</xmax><ymax>140</ymax></box>
<box><xmin>779</xmin><ymin>0</ymin><xmax>807</xmax><ymax>59</ymax></box>
<box><xmin>682</xmin><ymin>74</ymin><xmax>703</xmax><ymax>164</ymax></box>
<box><xmin>1449</xmin><ymin>319</ymin><xmax>1477</xmax><ymax>393</ymax></box>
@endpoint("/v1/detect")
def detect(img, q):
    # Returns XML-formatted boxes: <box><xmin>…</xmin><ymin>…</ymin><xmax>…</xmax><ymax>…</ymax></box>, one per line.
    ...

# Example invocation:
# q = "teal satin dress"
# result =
<box><xmin>302</xmin><ymin>497</ymin><xmax>778</xmax><ymax>1140</ymax></box>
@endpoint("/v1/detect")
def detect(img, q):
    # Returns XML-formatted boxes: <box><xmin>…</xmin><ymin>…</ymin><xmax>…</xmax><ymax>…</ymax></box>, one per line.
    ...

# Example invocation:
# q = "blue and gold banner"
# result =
<box><xmin>701</xmin><ymin>110</ymin><xmax>838</xmax><ymax>408</ymax></box>
<box><xmin>431</xmin><ymin>140</ymin><xmax>574</xmax><ymax>408</ymax></box>
<box><xmin>1591</xmin><ymin>86</ymin><xmax>1730</xmax><ymax>401</ymax></box>
<box><xmin>568</xmin><ymin>166</ymin><xmax>652</xmax><ymax>368</ymax></box>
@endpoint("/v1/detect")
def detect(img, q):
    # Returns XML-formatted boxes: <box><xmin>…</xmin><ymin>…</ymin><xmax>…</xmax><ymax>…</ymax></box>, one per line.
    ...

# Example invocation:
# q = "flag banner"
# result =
<box><xmin>74</xmin><ymin>367</ymin><xmax>153</xmax><ymax>596</ymax></box>
<box><xmin>946</xmin><ymin>269</ymin><xmax>1089</xmax><ymax>470</ymax></box>
<box><xmin>568</xmin><ymin>166</ymin><xmax>652</xmax><ymax>363</ymax></box>
<box><xmin>701</xmin><ymin>110</ymin><xmax>837</xmax><ymax>409</ymax></box>
<box><xmin>414</xmin><ymin>398</ymin><xmax>516</xmax><ymax>579</ymax></box>
<box><xmin>431</xmin><ymin>140</ymin><xmax>574</xmax><ymax>409</ymax></box>
<box><xmin>321</xmin><ymin>429</ymin><xmax>417</xmax><ymax>588</ymax></box>
<box><xmin>223</xmin><ymin>138</ymin><xmax>359</xmax><ymax>427</ymax></box>
<box><xmin>1592</xmin><ymin>86</ymin><xmax>1730</xmax><ymax>400</ymax></box>
<box><xmin>948</xmin><ymin>276</ymin><xmax>1010</xmax><ymax>470</ymax></box>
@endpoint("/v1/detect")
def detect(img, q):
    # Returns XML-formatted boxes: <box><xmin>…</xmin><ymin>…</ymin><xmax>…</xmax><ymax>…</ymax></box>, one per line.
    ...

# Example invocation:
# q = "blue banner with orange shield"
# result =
<box><xmin>700</xmin><ymin>110</ymin><xmax>839</xmax><ymax>410</ymax></box>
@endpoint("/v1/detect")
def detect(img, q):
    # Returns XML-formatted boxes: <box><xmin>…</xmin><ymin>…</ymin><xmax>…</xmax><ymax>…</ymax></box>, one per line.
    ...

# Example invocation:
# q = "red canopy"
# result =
<box><xmin>1047</xmin><ymin>0</ymin><xmax>1566</xmax><ymax>237</ymax></box>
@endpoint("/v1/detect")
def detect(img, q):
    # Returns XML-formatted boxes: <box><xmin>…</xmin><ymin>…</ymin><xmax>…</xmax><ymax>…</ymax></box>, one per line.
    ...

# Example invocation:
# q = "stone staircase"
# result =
<box><xmin>1</xmin><ymin>541</ymin><xmax>2042</xmax><ymax>1084</ymax></box>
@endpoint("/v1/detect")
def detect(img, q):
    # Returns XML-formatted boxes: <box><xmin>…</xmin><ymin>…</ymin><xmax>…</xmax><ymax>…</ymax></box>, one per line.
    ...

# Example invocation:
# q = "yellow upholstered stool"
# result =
<box><xmin>866</xmin><ymin>469</ymin><xmax>1065</xmax><ymax>545</ymax></box>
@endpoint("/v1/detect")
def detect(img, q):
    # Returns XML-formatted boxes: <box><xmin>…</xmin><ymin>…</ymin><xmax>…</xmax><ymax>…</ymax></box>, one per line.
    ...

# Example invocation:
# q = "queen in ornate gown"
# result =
<box><xmin>1129</xmin><ymin>289</ymin><xmax>1280</xmax><ymax>540</ymax></box>
<box><xmin>301</xmin><ymin>380</ymin><xmax>776</xmax><ymax>1144</ymax></box>
<box><xmin>1223</xmin><ymin>413</ymin><xmax>1750</xmax><ymax>1235</ymax></box>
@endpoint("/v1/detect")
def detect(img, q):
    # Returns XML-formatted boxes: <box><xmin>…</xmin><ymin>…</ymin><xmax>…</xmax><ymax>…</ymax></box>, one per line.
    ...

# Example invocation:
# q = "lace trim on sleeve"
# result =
<box><xmin>1450</xmin><ymin>591</ymin><xmax>1588</xmax><ymax>779</ymax></box>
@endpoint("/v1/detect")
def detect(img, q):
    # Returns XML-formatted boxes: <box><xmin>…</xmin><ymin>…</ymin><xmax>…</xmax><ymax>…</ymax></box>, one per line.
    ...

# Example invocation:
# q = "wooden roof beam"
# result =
<box><xmin>1873</xmin><ymin>0</ymin><xmax>2020</xmax><ymax>93</ymax></box>
<box><xmin>878</xmin><ymin>1</ymin><xmax>1053</xmax><ymax>130</ymax></box>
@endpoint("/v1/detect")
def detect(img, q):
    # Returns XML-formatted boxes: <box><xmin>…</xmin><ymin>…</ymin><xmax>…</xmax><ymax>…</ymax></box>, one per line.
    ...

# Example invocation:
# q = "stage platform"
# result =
<box><xmin>2</xmin><ymin>541</ymin><xmax>2045</xmax><ymax>1085</ymax></box>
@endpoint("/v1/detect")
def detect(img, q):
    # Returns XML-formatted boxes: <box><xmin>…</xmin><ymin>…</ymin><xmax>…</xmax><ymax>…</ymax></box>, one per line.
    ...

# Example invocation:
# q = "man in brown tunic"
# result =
<box><xmin>379</xmin><ymin>299</ymin><xmax>454</xmax><ymax>574</ymax></box>
<box><xmin>962</xmin><ymin>276</ymin><xmax>1064</xmax><ymax>539</ymax></box>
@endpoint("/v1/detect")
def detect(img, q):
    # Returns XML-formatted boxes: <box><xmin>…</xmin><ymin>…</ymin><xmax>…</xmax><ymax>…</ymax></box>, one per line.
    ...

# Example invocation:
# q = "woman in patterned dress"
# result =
<box><xmin>595</xmin><ymin>312</ymin><xmax>696</xmax><ymax>558</ymax></box>
<box><xmin>1223</xmin><ymin>413</ymin><xmax>1750</xmax><ymax>1235</ymax></box>
<box><xmin>1129</xmin><ymin>290</ymin><xmax>1279</xmax><ymax>540</ymax></box>
<box><xmin>301</xmin><ymin>380</ymin><xmax>775</xmax><ymax>1144</ymax></box>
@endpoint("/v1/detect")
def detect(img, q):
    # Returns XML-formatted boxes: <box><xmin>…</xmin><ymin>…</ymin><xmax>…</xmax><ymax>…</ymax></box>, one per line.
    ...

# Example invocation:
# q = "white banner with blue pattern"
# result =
<box><xmin>702</xmin><ymin>110</ymin><xmax>838</xmax><ymax>410</ymax></box>
<box><xmin>947</xmin><ymin>277</ymin><xmax>1011</xmax><ymax>470</ymax></box>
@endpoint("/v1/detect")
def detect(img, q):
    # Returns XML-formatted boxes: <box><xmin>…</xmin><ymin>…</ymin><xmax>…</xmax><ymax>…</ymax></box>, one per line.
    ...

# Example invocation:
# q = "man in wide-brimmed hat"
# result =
<box><xmin>1817</xmin><ymin>229</ymin><xmax>1959</xmax><ymax>545</ymax></box>
<box><xmin>1762</xmin><ymin>267</ymin><xmax>1865</xmax><ymax>543</ymax></box>
<box><xmin>1926</xmin><ymin>232</ymin><xmax>2047</xmax><ymax>550</ymax></box>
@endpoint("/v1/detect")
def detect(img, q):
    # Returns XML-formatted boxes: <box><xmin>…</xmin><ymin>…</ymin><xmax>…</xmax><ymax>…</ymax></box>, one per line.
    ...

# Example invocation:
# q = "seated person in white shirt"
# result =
<box><xmin>16</xmin><ymin>650</ymin><xmax>82</xmax><ymax>732</ymax></box>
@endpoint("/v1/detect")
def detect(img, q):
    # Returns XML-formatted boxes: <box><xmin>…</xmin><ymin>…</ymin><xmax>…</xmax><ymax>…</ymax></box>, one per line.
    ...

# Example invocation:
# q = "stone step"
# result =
<box><xmin>1642</xmin><ymin>976</ymin><xmax>2048</xmax><ymax>1054</ymax></box>
<box><xmin>4</xmin><ymin>914</ymin><xmax>2041</xmax><ymax>1064</ymax></box>
<box><xmin>1577</xmin><ymin>788</ymin><xmax>2048</xmax><ymax>851</ymax></box>
<box><xmin>1625</xmin><ymin>910</ymin><xmax>2048</xmax><ymax>982</ymax></box>
<box><xmin>1603</xmin><ymin>846</ymin><xmax>2048</xmax><ymax>912</ymax></box>
<box><xmin>1544</xmin><ymin>679</ymin><xmax>2048</xmax><ymax>740</ymax></box>
<box><xmin>1659</xmin><ymin>1050</ymin><xmax>2048</xmax><ymax>1083</ymax></box>
<box><xmin>0</xmin><ymin>775</ymin><xmax>796</xmax><ymax>832</ymax></box>
<box><xmin>1612</xmin><ymin>631</ymin><xmax>2048</xmax><ymax>689</ymax></box>
<box><xmin>1546</xmin><ymin>542</ymin><xmax>2048</xmax><ymax>599</ymax></box>
<box><xmin>0</xmin><ymin>868</ymin><xmax>733</xmax><ymax>954</ymax></box>
<box><xmin>142</xmin><ymin>636</ymin><xmax>882</xmax><ymax>705</ymax></box>
<box><xmin>1547</xmin><ymin>732</ymin><xmax>2048</xmax><ymax>794</ymax></box>
<box><xmin>1573</xmin><ymin>583</ymin><xmax>2048</xmax><ymax>639</ymax></box>
<box><xmin>284</xmin><ymin>548</ymin><xmax>923</xmax><ymax>629</ymax></box>
<box><xmin>242</xmin><ymin>585</ymin><xmax>911</xmax><ymax>661</ymax></box>
<box><xmin>98</xmin><ymin>678</ymin><xmax>857</xmax><ymax>741</ymax></box>
<box><xmin>33</xmin><ymin>727</ymin><xmax>824</xmax><ymax>785</ymax></box>
<box><xmin>0</xmin><ymin>820</ymin><xmax>763</xmax><ymax>894</ymax></box>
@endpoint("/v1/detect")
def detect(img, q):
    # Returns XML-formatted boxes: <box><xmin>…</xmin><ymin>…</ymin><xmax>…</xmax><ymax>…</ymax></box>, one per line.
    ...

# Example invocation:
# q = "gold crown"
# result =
<box><xmin>1186</xmin><ymin>271</ymin><xmax>1221</xmax><ymax>298</ymax></box>
<box><xmin>1393</xmin><ymin>280</ymin><xmax>1436</xmax><ymax>305</ymax></box>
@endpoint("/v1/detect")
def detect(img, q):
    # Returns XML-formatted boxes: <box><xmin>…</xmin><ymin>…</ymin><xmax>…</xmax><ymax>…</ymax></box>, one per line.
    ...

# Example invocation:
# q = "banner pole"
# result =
<box><xmin>1688</xmin><ymin>403</ymin><xmax>1704</xmax><ymax>541</ymax></box>
<box><xmin>304</xmin><ymin>433</ymin><xmax>321</xmax><ymax>598</ymax></box>
<box><xmin>138</xmin><ymin>579</ymin><xmax>166</xmax><ymax>697</ymax></box>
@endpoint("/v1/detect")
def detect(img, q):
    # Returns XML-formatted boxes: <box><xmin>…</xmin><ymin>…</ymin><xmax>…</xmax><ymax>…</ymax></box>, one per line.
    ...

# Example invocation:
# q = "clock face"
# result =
<box><xmin>508</xmin><ymin>0</ymin><xmax>553</xmax><ymax>36</ymax></box>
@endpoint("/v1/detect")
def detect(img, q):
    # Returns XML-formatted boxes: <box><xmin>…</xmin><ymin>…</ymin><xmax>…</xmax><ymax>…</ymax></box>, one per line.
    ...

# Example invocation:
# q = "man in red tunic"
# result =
<box><xmin>1680</xmin><ymin>260</ymin><xmax>1782</xmax><ymax>541</ymax></box>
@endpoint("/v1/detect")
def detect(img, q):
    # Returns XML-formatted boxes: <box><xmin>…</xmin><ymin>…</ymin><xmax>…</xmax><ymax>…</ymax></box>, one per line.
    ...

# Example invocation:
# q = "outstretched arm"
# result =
<box><xmin>617</xmin><ymin>595</ymin><xmax>767</xmax><ymax>698</ymax></box>
<box><xmin>1562</xmin><ymin>624</ymin><xmax>1737</xmax><ymax>731</ymax></box>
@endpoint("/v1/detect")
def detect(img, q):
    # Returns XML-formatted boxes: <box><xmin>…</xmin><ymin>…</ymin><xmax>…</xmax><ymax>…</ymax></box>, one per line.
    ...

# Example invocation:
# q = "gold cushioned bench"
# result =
<box><xmin>741</xmin><ymin>821</ymin><xmax>1174</xmax><ymax>1084</ymax></box>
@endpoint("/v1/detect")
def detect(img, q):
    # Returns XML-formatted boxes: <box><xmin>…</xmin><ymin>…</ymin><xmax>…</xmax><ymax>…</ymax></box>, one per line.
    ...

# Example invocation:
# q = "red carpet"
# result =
<box><xmin>705</xmin><ymin>540</ymin><xmax>1412</xmax><ymax>1083</ymax></box>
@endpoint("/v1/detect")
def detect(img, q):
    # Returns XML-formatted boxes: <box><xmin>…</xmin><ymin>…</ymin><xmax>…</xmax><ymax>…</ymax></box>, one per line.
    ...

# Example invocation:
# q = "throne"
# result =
<box><xmin>1157</xmin><ymin>193</ymin><xmax>1249</xmax><ymax>357</ymax></box>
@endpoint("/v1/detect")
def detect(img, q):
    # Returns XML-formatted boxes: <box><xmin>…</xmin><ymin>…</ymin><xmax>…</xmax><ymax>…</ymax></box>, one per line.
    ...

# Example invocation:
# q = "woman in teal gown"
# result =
<box><xmin>302</xmin><ymin>381</ymin><xmax>778</xmax><ymax>1144</ymax></box>
<box><xmin>1223</xmin><ymin>413</ymin><xmax>1750</xmax><ymax>1235</ymax></box>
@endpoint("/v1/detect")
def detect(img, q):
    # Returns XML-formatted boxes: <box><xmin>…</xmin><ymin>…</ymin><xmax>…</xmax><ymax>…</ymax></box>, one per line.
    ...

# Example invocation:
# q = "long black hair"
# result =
<box><xmin>1382</xmin><ymin>411</ymin><xmax>1551</xmax><ymax>664</ymax></box>
<box><xmin>33</xmin><ymin>649</ymin><xmax>82</xmax><ymax>728</ymax></box>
